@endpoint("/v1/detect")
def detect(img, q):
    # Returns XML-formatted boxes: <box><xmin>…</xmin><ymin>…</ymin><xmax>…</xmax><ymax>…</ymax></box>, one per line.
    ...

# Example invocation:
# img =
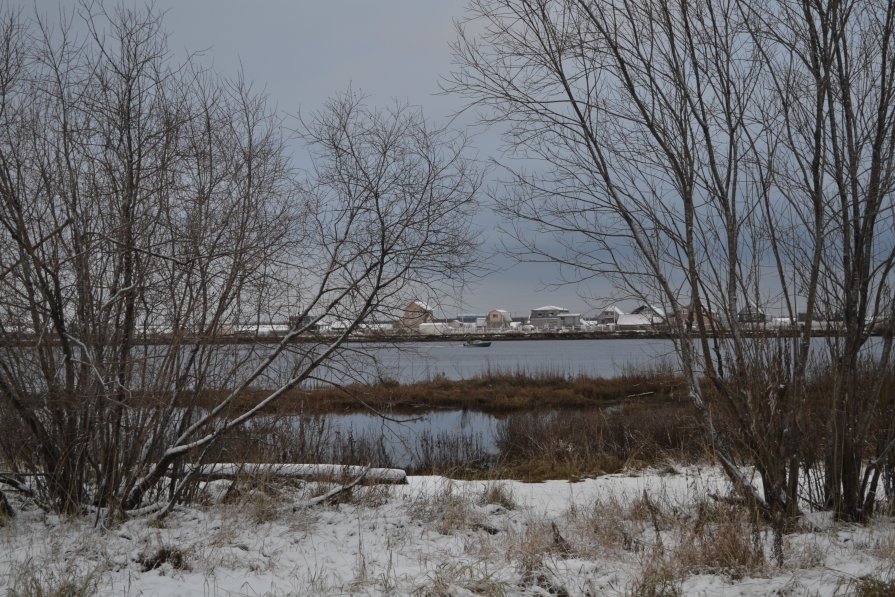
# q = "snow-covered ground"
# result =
<box><xmin>1</xmin><ymin>466</ymin><xmax>893</xmax><ymax>596</ymax></box>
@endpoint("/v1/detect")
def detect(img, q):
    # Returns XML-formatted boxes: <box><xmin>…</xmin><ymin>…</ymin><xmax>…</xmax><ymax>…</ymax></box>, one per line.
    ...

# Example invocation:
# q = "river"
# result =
<box><xmin>340</xmin><ymin>338</ymin><xmax>679</xmax><ymax>383</ymax></box>
<box><xmin>260</xmin><ymin>338</ymin><xmax>679</xmax><ymax>468</ymax></box>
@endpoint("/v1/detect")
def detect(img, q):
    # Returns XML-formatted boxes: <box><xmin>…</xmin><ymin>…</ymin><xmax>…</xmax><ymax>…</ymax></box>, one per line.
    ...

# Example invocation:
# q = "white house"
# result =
<box><xmin>616</xmin><ymin>313</ymin><xmax>653</xmax><ymax>331</ymax></box>
<box><xmin>528</xmin><ymin>306</ymin><xmax>581</xmax><ymax>330</ymax></box>
<box><xmin>598</xmin><ymin>306</ymin><xmax>625</xmax><ymax>325</ymax></box>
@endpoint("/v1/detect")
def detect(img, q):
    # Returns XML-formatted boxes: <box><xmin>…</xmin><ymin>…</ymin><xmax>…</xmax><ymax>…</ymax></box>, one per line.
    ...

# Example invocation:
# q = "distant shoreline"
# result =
<box><xmin>0</xmin><ymin>328</ymin><xmax>873</xmax><ymax>348</ymax></box>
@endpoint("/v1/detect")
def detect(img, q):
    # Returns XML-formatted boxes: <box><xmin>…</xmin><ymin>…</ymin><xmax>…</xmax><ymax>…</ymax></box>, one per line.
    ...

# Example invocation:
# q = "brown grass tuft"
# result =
<box><xmin>479</xmin><ymin>482</ymin><xmax>516</xmax><ymax>510</ymax></box>
<box><xmin>672</xmin><ymin>503</ymin><xmax>766</xmax><ymax>579</ymax></box>
<box><xmin>846</xmin><ymin>576</ymin><xmax>895</xmax><ymax>597</ymax></box>
<box><xmin>137</xmin><ymin>545</ymin><xmax>190</xmax><ymax>573</ymax></box>
<box><xmin>628</xmin><ymin>555</ymin><xmax>683</xmax><ymax>597</ymax></box>
<box><xmin>190</xmin><ymin>369</ymin><xmax>685</xmax><ymax>416</ymax></box>
<box><xmin>6</xmin><ymin>559</ymin><xmax>101</xmax><ymax>597</ymax></box>
<box><xmin>408</xmin><ymin>482</ymin><xmax>482</xmax><ymax>535</ymax></box>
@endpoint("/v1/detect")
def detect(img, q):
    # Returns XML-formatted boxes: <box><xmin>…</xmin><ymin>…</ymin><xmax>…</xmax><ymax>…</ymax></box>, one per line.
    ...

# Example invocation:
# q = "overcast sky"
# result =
<box><xmin>17</xmin><ymin>0</ymin><xmax>614</xmax><ymax>317</ymax></box>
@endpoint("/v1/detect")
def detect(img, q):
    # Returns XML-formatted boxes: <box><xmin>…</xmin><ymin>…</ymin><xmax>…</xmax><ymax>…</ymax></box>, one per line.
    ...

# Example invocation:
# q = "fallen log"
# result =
<box><xmin>184</xmin><ymin>463</ymin><xmax>407</xmax><ymax>485</ymax></box>
<box><xmin>298</xmin><ymin>468</ymin><xmax>370</xmax><ymax>508</ymax></box>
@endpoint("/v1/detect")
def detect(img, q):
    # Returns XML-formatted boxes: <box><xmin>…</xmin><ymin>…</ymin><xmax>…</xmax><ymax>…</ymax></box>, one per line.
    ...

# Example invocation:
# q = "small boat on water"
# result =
<box><xmin>464</xmin><ymin>339</ymin><xmax>491</xmax><ymax>348</ymax></box>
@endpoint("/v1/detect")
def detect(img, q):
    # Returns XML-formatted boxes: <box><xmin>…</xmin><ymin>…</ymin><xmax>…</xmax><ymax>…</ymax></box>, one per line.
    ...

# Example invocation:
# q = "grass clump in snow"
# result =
<box><xmin>479</xmin><ymin>481</ymin><xmax>516</xmax><ymax>511</ymax></box>
<box><xmin>848</xmin><ymin>576</ymin><xmax>895</xmax><ymax>596</ymax></box>
<box><xmin>232</xmin><ymin>484</ymin><xmax>288</xmax><ymax>525</ymax></box>
<box><xmin>565</xmin><ymin>495</ymin><xmax>653</xmax><ymax>556</ymax></box>
<box><xmin>783</xmin><ymin>536</ymin><xmax>826</xmax><ymax>569</ymax></box>
<box><xmin>867</xmin><ymin>531</ymin><xmax>895</xmax><ymax>561</ymax></box>
<box><xmin>565</xmin><ymin>491</ymin><xmax>766</xmax><ymax>592</ymax></box>
<box><xmin>504</xmin><ymin>519</ymin><xmax>574</xmax><ymax>596</ymax></box>
<box><xmin>413</xmin><ymin>560</ymin><xmax>509</xmax><ymax>596</ymax></box>
<box><xmin>304</xmin><ymin>480</ymin><xmax>392</xmax><ymax>508</ymax></box>
<box><xmin>137</xmin><ymin>545</ymin><xmax>190</xmax><ymax>573</ymax></box>
<box><xmin>627</xmin><ymin>555</ymin><xmax>683</xmax><ymax>597</ymax></box>
<box><xmin>7</xmin><ymin>559</ymin><xmax>100</xmax><ymax>597</ymax></box>
<box><xmin>408</xmin><ymin>481</ymin><xmax>483</xmax><ymax>535</ymax></box>
<box><xmin>672</xmin><ymin>502</ymin><xmax>766</xmax><ymax>579</ymax></box>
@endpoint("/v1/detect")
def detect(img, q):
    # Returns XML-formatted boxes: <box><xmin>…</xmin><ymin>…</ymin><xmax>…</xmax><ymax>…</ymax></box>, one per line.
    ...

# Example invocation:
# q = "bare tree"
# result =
<box><xmin>448</xmin><ymin>0</ymin><xmax>895</xmax><ymax>533</ymax></box>
<box><xmin>0</xmin><ymin>5</ymin><xmax>478</xmax><ymax>516</ymax></box>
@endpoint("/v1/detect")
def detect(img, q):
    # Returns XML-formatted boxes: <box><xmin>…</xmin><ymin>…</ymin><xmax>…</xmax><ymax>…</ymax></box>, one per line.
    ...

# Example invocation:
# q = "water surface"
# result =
<box><xmin>358</xmin><ymin>338</ymin><xmax>677</xmax><ymax>383</ymax></box>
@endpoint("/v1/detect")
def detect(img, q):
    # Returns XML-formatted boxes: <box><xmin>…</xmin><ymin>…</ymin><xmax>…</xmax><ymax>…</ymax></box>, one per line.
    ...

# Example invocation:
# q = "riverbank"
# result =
<box><xmin>208</xmin><ymin>371</ymin><xmax>703</xmax><ymax>482</ymax></box>
<box><xmin>210</xmin><ymin>369</ymin><xmax>686</xmax><ymax>415</ymax></box>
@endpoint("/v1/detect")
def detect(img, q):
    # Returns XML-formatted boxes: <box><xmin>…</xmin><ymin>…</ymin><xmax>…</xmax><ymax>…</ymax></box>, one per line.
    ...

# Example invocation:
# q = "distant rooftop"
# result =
<box><xmin>411</xmin><ymin>300</ymin><xmax>432</xmax><ymax>311</ymax></box>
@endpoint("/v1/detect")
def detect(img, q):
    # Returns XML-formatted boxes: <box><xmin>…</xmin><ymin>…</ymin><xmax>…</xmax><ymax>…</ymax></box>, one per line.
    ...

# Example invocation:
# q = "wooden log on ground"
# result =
<box><xmin>185</xmin><ymin>463</ymin><xmax>407</xmax><ymax>484</ymax></box>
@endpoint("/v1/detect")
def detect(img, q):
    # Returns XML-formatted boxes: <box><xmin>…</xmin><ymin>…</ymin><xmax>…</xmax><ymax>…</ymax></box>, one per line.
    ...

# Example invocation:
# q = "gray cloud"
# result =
<box><xmin>13</xmin><ymin>0</ymin><xmax>612</xmax><ymax>315</ymax></box>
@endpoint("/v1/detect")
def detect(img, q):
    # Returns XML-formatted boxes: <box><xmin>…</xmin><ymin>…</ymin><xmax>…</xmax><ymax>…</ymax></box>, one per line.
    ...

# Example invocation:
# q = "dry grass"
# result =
<box><xmin>6</xmin><ymin>559</ymin><xmax>101</xmax><ymax>597</ymax></box>
<box><xmin>627</xmin><ymin>555</ymin><xmax>683</xmax><ymax>597</ymax></box>
<box><xmin>559</xmin><ymin>491</ymin><xmax>768</xmax><ymax>593</ymax></box>
<box><xmin>506</xmin><ymin>520</ymin><xmax>554</xmax><ymax>574</ymax></box>
<box><xmin>216</xmin><ymin>469</ymin><xmax>295</xmax><ymax>524</ymax></box>
<box><xmin>209</xmin><ymin>398</ymin><xmax>703</xmax><ymax>482</ymax></box>
<box><xmin>671</xmin><ymin>503</ymin><xmax>766</xmax><ymax>579</ymax></box>
<box><xmin>491</xmin><ymin>404</ymin><xmax>701</xmax><ymax>482</ymax></box>
<box><xmin>842</xmin><ymin>576</ymin><xmax>895</xmax><ymax>596</ymax></box>
<box><xmin>304</xmin><ymin>480</ymin><xmax>393</xmax><ymax>508</ymax></box>
<box><xmin>119</xmin><ymin>367</ymin><xmax>705</xmax><ymax>485</ymax></box>
<box><xmin>200</xmin><ymin>369</ymin><xmax>696</xmax><ymax>480</ymax></box>
<box><xmin>784</xmin><ymin>537</ymin><xmax>827</xmax><ymax>570</ymax></box>
<box><xmin>566</xmin><ymin>496</ymin><xmax>647</xmax><ymax>556</ymax></box>
<box><xmin>479</xmin><ymin>482</ymin><xmax>516</xmax><ymax>511</ymax></box>
<box><xmin>188</xmin><ymin>369</ymin><xmax>685</xmax><ymax>415</ymax></box>
<box><xmin>136</xmin><ymin>545</ymin><xmax>190</xmax><ymax>573</ymax></box>
<box><xmin>408</xmin><ymin>482</ymin><xmax>484</xmax><ymax>535</ymax></box>
<box><xmin>504</xmin><ymin>519</ymin><xmax>577</xmax><ymax>596</ymax></box>
<box><xmin>866</xmin><ymin>531</ymin><xmax>895</xmax><ymax>562</ymax></box>
<box><xmin>413</xmin><ymin>560</ymin><xmax>510</xmax><ymax>597</ymax></box>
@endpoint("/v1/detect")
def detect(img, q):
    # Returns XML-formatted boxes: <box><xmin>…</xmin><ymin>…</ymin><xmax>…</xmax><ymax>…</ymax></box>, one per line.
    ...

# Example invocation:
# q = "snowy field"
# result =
<box><xmin>2</xmin><ymin>466</ymin><xmax>894</xmax><ymax>596</ymax></box>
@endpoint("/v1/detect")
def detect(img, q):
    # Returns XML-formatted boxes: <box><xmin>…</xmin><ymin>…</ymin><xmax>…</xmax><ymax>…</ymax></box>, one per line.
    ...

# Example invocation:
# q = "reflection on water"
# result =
<box><xmin>186</xmin><ymin>338</ymin><xmax>679</xmax><ymax>389</ymax></box>
<box><xmin>0</xmin><ymin>338</ymin><xmax>677</xmax><ymax>393</ymax></box>
<box><xmin>255</xmin><ymin>410</ymin><xmax>500</xmax><ymax>472</ymax></box>
<box><xmin>326</xmin><ymin>409</ymin><xmax>498</xmax><ymax>467</ymax></box>
<box><xmin>351</xmin><ymin>338</ymin><xmax>678</xmax><ymax>383</ymax></box>
<box><xmin>8</xmin><ymin>336</ymin><xmax>881</xmax><ymax>392</ymax></box>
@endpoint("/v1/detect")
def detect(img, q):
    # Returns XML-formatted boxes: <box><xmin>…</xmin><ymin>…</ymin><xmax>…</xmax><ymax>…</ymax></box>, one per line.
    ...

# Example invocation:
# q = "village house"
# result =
<box><xmin>598</xmin><ymin>306</ymin><xmax>625</xmax><ymax>326</ymax></box>
<box><xmin>679</xmin><ymin>304</ymin><xmax>720</xmax><ymax>332</ymax></box>
<box><xmin>485</xmin><ymin>309</ymin><xmax>512</xmax><ymax>330</ymax></box>
<box><xmin>737</xmin><ymin>303</ymin><xmax>766</xmax><ymax>324</ymax></box>
<box><xmin>358</xmin><ymin>316</ymin><xmax>395</xmax><ymax>334</ymax></box>
<box><xmin>616</xmin><ymin>304</ymin><xmax>667</xmax><ymax>331</ymax></box>
<box><xmin>397</xmin><ymin>300</ymin><xmax>435</xmax><ymax>330</ymax></box>
<box><xmin>615</xmin><ymin>313</ymin><xmax>653</xmax><ymax>331</ymax></box>
<box><xmin>528</xmin><ymin>305</ymin><xmax>581</xmax><ymax>330</ymax></box>
<box><xmin>631</xmin><ymin>304</ymin><xmax>666</xmax><ymax>321</ymax></box>
<box><xmin>453</xmin><ymin>313</ymin><xmax>484</xmax><ymax>333</ymax></box>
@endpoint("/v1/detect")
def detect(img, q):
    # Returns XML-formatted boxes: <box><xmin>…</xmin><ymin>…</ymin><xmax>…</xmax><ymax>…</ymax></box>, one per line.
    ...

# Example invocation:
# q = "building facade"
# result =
<box><xmin>485</xmin><ymin>309</ymin><xmax>512</xmax><ymax>330</ymax></box>
<box><xmin>528</xmin><ymin>306</ymin><xmax>581</xmax><ymax>330</ymax></box>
